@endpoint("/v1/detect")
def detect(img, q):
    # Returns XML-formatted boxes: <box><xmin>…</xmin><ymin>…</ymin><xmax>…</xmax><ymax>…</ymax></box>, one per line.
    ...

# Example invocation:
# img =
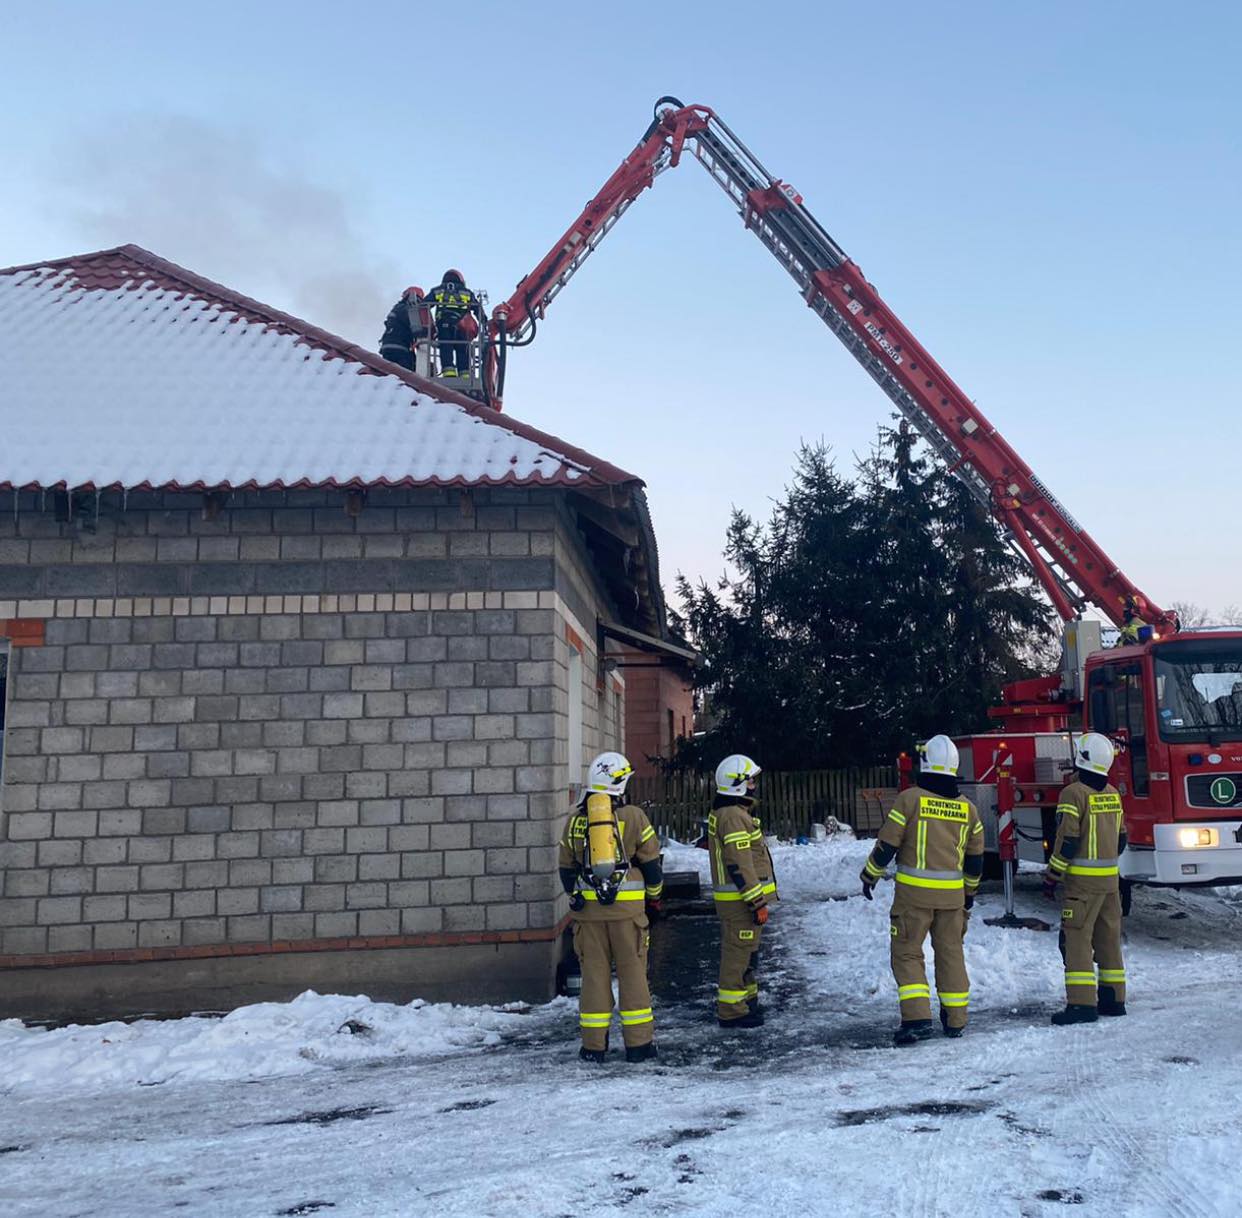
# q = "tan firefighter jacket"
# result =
<box><xmin>708</xmin><ymin>801</ymin><xmax>778</xmax><ymax>910</ymax></box>
<box><xmin>558</xmin><ymin>802</ymin><xmax>662</xmax><ymax>922</ymax></box>
<box><xmin>862</xmin><ymin>785</ymin><xmax>985</xmax><ymax>910</ymax></box>
<box><xmin>1048</xmin><ymin>780</ymin><xmax>1126</xmax><ymax>894</ymax></box>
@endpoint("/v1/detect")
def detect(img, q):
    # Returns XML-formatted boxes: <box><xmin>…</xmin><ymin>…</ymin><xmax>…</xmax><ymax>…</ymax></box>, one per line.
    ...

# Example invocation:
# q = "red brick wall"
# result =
<box><xmin>620</xmin><ymin>649</ymin><xmax>694</xmax><ymax>777</ymax></box>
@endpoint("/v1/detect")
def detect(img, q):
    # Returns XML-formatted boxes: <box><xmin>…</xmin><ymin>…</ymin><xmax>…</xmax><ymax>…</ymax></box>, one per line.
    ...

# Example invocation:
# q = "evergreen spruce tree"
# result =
<box><xmin>676</xmin><ymin>429</ymin><xmax>1053</xmax><ymax>769</ymax></box>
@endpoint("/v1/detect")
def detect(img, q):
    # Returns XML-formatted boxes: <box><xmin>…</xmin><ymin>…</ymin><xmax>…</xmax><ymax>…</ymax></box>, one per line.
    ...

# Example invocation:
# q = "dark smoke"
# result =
<box><xmin>60</xmin><ymin>115</ymin><xmax>399</xmax><ymax>345</ymax></box>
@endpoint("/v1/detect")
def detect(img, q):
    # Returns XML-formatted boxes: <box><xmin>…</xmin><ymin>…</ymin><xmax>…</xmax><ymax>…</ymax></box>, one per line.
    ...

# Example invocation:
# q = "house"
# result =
<box><xmin>0</xmin><ymin>245</ymin><xmax>690</xmax><ymax>1020</ymax></box>
<box><xmin>614</xmin><ymin>644</ymin><xmax>695</xmax><ymax>778</ymax></box>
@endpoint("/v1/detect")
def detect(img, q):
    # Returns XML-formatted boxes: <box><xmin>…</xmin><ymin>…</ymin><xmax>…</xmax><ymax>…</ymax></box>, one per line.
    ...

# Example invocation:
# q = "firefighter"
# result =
<box><xmin>709</xmin><ymin>754</ymin><xmax>777</xmax><ymax>1028</ymax></box>
<box><xmin>425</xmin><ymin>269</ymin><xmax>483</xmax><ymax>378</ymax></box>
<box><xmin>1042</xmin><ymin>731</ymin><xmax>1128</xmax><ymax>1025</ymax></box>
<box><xmin>378</xmin><ymin>286</ymin><xmax>429</xmax><ymax>371</ymax></box>
<box><xmin>1117</xmin><ymin>595</ymin><xmax>1151</xmax><ymax>647</ymax></box>
<box><xmin>860</xmin><ymin>734</ymin><xmax>984</xmax><ymax>1045</ymax></box>
<box><xmin>558</xmin><ymin>751</ymin><xmax>664</xmax><ymax>1063</ymax></box>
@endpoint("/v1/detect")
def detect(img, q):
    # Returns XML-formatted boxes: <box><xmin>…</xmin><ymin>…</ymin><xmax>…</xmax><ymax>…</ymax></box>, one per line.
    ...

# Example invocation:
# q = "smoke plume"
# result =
<box><xmin>60</xmin><ymin>115</ymin><xmax>399</xmax><ymax>345</ymax></box>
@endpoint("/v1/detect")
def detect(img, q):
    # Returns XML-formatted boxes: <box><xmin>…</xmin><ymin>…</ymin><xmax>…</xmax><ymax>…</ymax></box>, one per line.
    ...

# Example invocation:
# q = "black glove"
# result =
<box><xmin>645</xmin><ymin>898</ymin><xmax>663</xmax><ymax>921</ymax></box>
<box><xmin>1041</xmin><ymin>873</ymin><xmax>1058</xmax><ymax>903</ymax></box>
<box><xmin>861</xmin><ymin>878</ymin><xmax>875</xmax><ymax>901</ymax></box>
<box><xmin>568</xmin><ymin>892</ymin><xmax>586</xmax><ymax>912</ymax></box>
<box><xmin>964</xmin><ymin>891</ymin><xmax>975</xmax><ymax>912</ymax></box>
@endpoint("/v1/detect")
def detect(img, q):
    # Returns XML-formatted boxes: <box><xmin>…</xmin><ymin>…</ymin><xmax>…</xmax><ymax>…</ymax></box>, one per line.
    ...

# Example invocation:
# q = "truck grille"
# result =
<box><xmin>1185</xmin><ymin>773</ymin><xmax>1242</xmax><ymax>810</ymax></box>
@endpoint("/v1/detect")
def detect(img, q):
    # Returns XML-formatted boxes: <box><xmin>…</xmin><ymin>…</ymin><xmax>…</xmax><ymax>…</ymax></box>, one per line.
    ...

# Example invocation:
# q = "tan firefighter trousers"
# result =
<box><xmin>1060</xmin><ymin>889</ymin><xmax>1125</xmax><ymax>1006</ymax></box>
<box><xmin>890</xmin><ymin>894</ymin><xmax>970</xmax><ymax>1028</ymax></box>
<box><xmin>573</xmin><ymin>918</ymin><xmax>653</xmax><ymax>1050</ymax></box>
<box><xmin>717</xmin><ymin>908</ymin><xmax>763</xmax><ymax>1021</ymax></box>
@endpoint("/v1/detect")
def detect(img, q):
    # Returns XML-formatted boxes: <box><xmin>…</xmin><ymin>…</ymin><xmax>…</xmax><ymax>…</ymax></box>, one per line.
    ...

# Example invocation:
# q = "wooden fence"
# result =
<box><xmin>629</xmin><ymin>767</ymin><xmax>900</xmax><ymax>842</ymax></box>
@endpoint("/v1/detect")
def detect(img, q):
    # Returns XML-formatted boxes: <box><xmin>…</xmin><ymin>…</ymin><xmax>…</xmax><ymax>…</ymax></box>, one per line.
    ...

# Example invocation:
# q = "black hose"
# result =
<box><xmin>643</xmin><ymin>95</ymin><xmax>686</xmax><ymax>140</ymax></box>
<box><xmin>501</xmin><ymin>293</ymin><xmax>540</xmax><ymax>349</ymax></box>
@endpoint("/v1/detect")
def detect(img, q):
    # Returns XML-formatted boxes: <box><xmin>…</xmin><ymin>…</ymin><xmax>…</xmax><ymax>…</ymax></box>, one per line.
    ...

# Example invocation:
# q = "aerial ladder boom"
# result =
<box><xmin>488</xmin><ymin>98</ymin><xmax>1172</xmax><ymax>638</ymax></box>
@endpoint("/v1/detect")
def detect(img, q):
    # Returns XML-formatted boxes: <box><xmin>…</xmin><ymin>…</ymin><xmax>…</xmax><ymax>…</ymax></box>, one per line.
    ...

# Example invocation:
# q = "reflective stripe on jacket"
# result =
<box><xmin>708</xmin><ymin>803</ymin><xmax>777</xmax><ymax>907</ymax></box>
<box><xmin>866</xmin><ymin>786</ymin><xmax>984</xmax><ymax>910</ymax></box>
<box><xmin>557</xmin><ymin>804</ymin><xmax>661</xmax><ymax>922</ymax></box>
<box><xmin>1049</xmin><ymin>783</ymin><xmax>1126</xmax><ymax>891</ymax></box>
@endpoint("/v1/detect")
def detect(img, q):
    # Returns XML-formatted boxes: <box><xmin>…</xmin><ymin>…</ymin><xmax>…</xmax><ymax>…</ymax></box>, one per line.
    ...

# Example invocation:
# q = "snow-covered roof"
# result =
<box><xmin>0</xmin><ymin>245</ymin><xmax>639</xmax><ymax>493</ymax></box>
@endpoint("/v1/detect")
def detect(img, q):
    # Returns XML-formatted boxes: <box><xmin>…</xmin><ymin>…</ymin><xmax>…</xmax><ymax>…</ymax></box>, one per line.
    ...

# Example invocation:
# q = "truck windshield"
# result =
<box><xmin>1154</xmin><ymin>639</ymin><xmax>1242</xmax><ymax>741</ymax></box>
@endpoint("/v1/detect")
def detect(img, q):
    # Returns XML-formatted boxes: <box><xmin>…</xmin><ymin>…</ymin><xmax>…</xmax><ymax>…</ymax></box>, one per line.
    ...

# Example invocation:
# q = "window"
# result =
<box><xmin>1087</xmin><ymin>663</ymin><xmax>1148</xmax><ymax>797</ymax></box>
<box><xmin>1154</xmin><ymin>638</ymin><xmax>1242</xmax><ymax>742</ymax></box>
<box><xmin>567</xmin><ymin>646</ymin><xmax>583</xmax><ymax>797</ymax></box>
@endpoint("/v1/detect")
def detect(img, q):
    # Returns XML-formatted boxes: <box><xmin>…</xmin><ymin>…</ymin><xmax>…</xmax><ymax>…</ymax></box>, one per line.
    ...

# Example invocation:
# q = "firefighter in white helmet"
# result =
<box><xmin>708</xmin><ymin>754</ymin><xmax>777</xmax><ymax>1027</ymax></box>
<box><xmin>558</xmin><ymin>751</ymin><xmax>664</xmax><ymax>1062</ymax></box>
<box><xmin>859</xmin><ymin>734</ymin><xmax>985</xmax><ymax>1045</ymax></box>
<box><xmin>1042</xmin><ymin>731</ymin><xmax>1129</xmax><ymax>1024</ymax></box>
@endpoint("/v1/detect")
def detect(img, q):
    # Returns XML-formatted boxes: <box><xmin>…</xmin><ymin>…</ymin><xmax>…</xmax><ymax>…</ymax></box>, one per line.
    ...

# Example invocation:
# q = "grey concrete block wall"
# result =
<box><xmin>0</xmin><ymin>485</ymin><xmax>629</xmax><ymax>997</ymax></box>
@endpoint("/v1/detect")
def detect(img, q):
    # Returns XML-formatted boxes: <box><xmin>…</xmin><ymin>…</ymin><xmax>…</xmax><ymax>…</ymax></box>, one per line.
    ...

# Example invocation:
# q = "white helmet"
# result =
<box><xmin>1075</xmin><ymin>731</ymin><xmax>1115</xmax><ymax>776</ymax></box>
<box><xmin>715</xmin><ymin>754</ymin><xmax>761</xmax><ymax>798</ymax></box>
<box><xmin>920</xmin><ymin>734</ymin><xmax>960</xmax><ymax>776</ymax></box>
<box><xmin>586</xmin><ymin>751</ymin><xmax>633</xmax><ymax>796</ymax></box>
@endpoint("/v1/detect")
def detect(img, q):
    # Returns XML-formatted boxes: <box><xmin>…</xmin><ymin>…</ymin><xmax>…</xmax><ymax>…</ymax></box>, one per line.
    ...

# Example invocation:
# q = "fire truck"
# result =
<box><xmin>446</xmin><ymin>97</ymin><xmax>1242</xmax><ymax>896</ymax></box>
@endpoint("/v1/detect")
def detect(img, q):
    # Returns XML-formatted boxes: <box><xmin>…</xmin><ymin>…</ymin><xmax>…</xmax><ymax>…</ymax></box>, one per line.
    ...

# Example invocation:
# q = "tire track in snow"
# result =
<box><xmin>1060</xmin><ymin>1024</ymin><xmax>1214</xmax><ymax>1218</ymax></box>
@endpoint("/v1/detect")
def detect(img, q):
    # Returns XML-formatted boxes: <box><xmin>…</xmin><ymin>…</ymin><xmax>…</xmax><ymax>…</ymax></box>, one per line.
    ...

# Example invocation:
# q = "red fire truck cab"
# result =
<box><xmin>961</xmin><ymin>630</ymin><xmax>1242</xmax><ymax>888</ymax></box>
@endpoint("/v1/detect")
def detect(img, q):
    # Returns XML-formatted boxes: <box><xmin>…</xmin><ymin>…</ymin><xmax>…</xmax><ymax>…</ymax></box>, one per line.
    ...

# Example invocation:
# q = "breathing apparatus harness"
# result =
<box><xmin>576</xmin><ymin>791</ymin><xmax>629</xmax><ymax>906</ymax></box>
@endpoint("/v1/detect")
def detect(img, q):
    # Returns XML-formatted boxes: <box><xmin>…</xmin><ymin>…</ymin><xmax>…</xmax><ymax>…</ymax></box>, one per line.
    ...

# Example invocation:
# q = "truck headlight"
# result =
<box><xmin>1178</xmin><ymin>828</ymin><xmax>1217</xmax><ymax>848</ymax></box>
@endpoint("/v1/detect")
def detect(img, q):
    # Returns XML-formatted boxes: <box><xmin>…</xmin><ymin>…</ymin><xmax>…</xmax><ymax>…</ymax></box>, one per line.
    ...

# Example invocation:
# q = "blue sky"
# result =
<box><xmin>3</xmin><ymin>0</ymin><xmax>1239</xmax><ymax>615</ymax></box>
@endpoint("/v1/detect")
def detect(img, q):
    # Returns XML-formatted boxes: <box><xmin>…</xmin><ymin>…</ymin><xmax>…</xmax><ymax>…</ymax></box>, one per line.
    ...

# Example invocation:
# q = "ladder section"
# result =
<box><xmin>685</xmin><ymin>116</ymin><xmax>1087</xmax><ymax>617</ymax></box>
<box><xmin>505</xmin><ymin>189</ymin><xmax>656</xmax><ymax>345</ymax></box>
<box><xmin>690</xmin><ymin>121</ymin><xmax>994</xmax><ymax>515</ymax></box>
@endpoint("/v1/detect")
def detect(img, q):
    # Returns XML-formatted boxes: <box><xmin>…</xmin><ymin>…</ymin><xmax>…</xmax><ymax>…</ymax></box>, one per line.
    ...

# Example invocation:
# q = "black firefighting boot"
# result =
<box><xmin>1097</xmin><ymin>986</ymin><xmax>1127</xmax><ymax>1018</ymax></box>
<box><xmin>1050</xmin><ymin>1004</ymin><xmax>1099</xmax><ymax>1026</ymax></box>
<box><xmin>625</xmin><ymin>1043</ymin><xmax>658</xmax><ymax>1064</ymax></box>
<box><xmin>939</xmin><ymin>1008</ymin><xmax>964</xmax><ymax>1039</ymax></box>
<box><xmin>718</xmin><ymin>1008</ymin><xmax>764</xmax><ymax>1029</ymax></box>
<box><xmin>893</xmin><ymin>1019</ymin><xmax>936</xmax><ymax>1046</ymax></box>
<box><xmin>579</xmin><ymin>1034</ymin><xmax>609</xmax><ymax>1063</ymax></box>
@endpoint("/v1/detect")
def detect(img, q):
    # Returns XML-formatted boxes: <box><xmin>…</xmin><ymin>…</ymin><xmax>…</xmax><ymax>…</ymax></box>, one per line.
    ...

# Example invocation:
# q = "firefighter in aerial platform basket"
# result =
<box><xmin>859</xmin><ymin>734</ymin><xmax>985</xmax><ymax>1045</ymax></box>
<box><xmin>378</xmin><ymin>285</ymin><xmax>430</xmax><ymax>371</ymax></box>
<box><xmin>709</xmin><ymin>754</ymin><xmax>778</xmax><ymax>1028</ymax></box>
<box><xmin>1042</xmin><ymin>731</ymin><xmax>1129</xmax><ymax>1025</ymax></box>
<box><xmin>558</xmin><ymin>752</ymin><xmax>664</xmax><ymax>1063</ymax></box>
<box><xmin>424</xmin><ymin>268</ymin><xmax>483</xmax><ymax>378</ymax></box>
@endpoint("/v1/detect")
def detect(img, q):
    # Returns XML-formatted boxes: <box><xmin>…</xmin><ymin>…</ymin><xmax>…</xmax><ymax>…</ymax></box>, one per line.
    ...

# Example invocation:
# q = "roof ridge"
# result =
<box><xmin>1</xmin><ymin>243</ymin><xmax>641</xmax><ymax>488</ymax></box>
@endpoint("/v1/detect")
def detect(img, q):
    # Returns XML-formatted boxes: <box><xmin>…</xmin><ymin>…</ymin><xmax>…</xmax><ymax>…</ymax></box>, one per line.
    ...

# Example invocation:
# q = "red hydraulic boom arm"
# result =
<box><xmin>487</xmin><ymin>98</ymin><xmax>1171</xmax><ymax>634</ymax></box>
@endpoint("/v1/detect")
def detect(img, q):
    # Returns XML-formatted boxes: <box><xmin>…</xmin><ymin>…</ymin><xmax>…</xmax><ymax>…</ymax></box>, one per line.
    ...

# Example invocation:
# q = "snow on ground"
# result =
<box><xmin>3</xmin><ymin>836</ymin><xmax>1242</xmax><ymax>1218</ymax></box>
<box><xmin>0</xmin><ymin>992</ymin><xmax>542</xmax><ymax>1096</ymax></box>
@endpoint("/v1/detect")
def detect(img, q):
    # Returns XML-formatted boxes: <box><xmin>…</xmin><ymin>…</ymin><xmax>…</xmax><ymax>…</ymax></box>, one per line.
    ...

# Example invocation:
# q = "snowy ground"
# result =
<box><xmin>3</xmin><ymin>835</ymin><xmax>1242</xmax><ymax>1218</ymax></box>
